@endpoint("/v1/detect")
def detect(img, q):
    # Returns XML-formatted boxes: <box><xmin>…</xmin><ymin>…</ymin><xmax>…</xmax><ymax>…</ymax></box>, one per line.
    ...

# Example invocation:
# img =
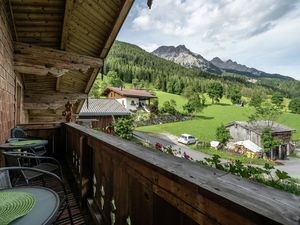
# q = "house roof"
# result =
<box><xmin>226</xmin><ymin>120</ymin><xmax>295</xmax><ymax>134</ymax></box>
<box><xmin>79</xmin><ymin>99</ymin><xmax>130</xmax><ymax>117</ymax></box>
<box><xmin>102</xmin><ymin>87</ymin><xmax>157</xmax><ymax>99</ymax></box>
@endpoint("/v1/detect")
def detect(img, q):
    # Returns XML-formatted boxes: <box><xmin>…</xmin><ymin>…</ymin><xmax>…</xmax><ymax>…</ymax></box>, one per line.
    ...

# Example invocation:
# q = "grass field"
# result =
<box><xmin>137</xmin><ymin>91</ymin><xmax>300</xmax><ymax>141</ymax></box>
<box><xmin>155</xmin><ymin>91</ymin><xmax>188</xmax><ymax>112</ymax></box>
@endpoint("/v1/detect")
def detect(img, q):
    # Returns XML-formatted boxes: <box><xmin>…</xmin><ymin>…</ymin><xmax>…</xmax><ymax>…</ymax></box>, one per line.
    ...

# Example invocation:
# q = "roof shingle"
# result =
<box><xmin>102</xmin><ymin>87</ymin><xmax>157</xmax><ymax>98</ymax></box>
<box><xmin>79</xmin><ymin>99</ymin><xmax>130</xmax><ymax>117</ymax></box>
<box><xmin>226</xmin><ymin>120</ymin><xmax>295</xmax><ymax>134</ymax></box>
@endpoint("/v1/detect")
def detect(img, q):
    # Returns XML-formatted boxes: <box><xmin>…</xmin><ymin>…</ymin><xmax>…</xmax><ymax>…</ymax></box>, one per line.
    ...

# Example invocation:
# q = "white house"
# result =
<box><xmin>101</xmin><ymin>87</ymin><xmax>157</xmax><ymax>112</ymax></box>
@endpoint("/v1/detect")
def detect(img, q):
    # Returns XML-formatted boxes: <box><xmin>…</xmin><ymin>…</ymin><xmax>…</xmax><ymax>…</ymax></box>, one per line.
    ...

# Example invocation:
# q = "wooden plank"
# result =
<box><xmin>60</xmin><ymin>0</ymin><xmax>74</xmax><ymax>50</ymax></box>
<box><xmin>99</xmin><ymin>0</ymin><xmax>134</xmax><ymax>58</ymax></box>
<box><xmin>13</xmin><ymin>13</ymin><xmax>64</xmax><ymax>21</ymax></box>
<box><xmin>12</xmin><ymin>5</ymin><xmax>65</xmax><ymax>14</ymax></box>
<box><xmin>10</xmin><ymin>0</ymin><xmax>64</xmax><ymax>7</ymax></box>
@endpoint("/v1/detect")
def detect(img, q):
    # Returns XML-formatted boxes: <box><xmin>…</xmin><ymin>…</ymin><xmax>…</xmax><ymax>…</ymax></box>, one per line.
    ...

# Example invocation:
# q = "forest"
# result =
<box><xmin>101</xmin><ymin>41</ymin><xmax>300</xmax><ymax>99</ymax></box>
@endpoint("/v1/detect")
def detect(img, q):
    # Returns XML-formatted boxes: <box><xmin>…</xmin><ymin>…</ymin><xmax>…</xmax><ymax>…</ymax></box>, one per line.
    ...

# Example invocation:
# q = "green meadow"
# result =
<box><xmin>137</xmin><ymin>91</ymin><xmax>300</xmax><ymax>141</ymax></box>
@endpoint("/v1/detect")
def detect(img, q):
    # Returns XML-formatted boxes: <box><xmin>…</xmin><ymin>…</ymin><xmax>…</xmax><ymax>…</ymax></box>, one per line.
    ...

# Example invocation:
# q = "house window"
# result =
<box><xmin>131</xmin><ymin>100</ymin><xmax>135</xmax><ymax>105</ymax></box>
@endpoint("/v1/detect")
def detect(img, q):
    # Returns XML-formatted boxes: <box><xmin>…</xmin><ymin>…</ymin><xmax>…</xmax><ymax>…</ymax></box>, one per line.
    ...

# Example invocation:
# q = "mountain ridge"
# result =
<box><xmin>152</xmin><ymin>45</ymin><xmax>294</xmax><ymax>80</ymax></box>
<box><xmin>152</xmin><ymin>45</ymin><xmax>221</xmax><ymax>74</ymax></box>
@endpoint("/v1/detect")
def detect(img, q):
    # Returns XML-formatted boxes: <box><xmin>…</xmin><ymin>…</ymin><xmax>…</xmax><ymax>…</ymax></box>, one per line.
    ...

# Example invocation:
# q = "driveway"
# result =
<box><xmin>134</xmin><ymin>131</ymin><xmax>216</xmax><ymax>162</ymax></box>
<box><xmin>133</xmin><ymin>131</ymin><xmax>300</xmax><ymax>179</ymax></box>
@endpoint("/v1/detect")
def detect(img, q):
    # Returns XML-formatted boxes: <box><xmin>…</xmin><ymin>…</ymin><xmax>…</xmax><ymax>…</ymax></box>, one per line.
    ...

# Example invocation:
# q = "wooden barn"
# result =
<box><xmin>77</xmin><ymin>98</ymin><xmax>130</xmax><ymax>130</ymax></box>
<box><xmin>226</xmin><ymin>120</ymin><xmax>295</xmax><ymax>159</ymax></box>
<box><xmin>0</xmin><ymin>1</ymin><xmax>299</xmax><ymax>225</ymax></box>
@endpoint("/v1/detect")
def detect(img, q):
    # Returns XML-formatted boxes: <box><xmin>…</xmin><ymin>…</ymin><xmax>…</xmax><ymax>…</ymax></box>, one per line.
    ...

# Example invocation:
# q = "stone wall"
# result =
<box><xmin>0</xmin><ymin>2</ymin><xmax>15</xmax><ymax>144</ymax></box>
<box><xmin>134</xmin><ymin>115</ymin><xmax>192</xmax><ymax>127</ymax></box>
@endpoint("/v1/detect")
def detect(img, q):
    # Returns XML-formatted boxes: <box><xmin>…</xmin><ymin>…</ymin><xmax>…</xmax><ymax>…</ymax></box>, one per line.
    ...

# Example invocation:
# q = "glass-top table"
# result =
<box><xmin>0</xmin><ymin>140</ymin><xmax>48</xmax><ymax>150</ymax></box>
<box><xmin>0</xmin><ymin>187</ymin><xmax>60</xmax><ymax>225</ymax></box>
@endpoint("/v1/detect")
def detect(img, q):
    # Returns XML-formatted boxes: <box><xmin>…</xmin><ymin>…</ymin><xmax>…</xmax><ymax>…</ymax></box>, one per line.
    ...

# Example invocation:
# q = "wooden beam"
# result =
<box><xmin>56</xmin><ymin>77</ymin><xmax>62</xmax><ymax>91</ymax></box>
<box><xmin>84</xmin><ymin>68</ymin><xmax>100</xmax><ymax>94</ymax></box>
<box><xmin>99</xmin><ymin>0</ymin><xmax>134</xmax><ymax>59</ymax></box>
<box><xmin>57</xmin><ymin>0</ymin><xmax>74</xmax><ymax>91</ymax></box>
<box><xmin>24</xmin><ymin>92</ymin><xmax>87</xmax><ymax>110</ymax></box>
<box><xmin>14</xmin><ymin>42</ymin><xmax>103</xmax><ymax>76</ymax></box>
<box><xmin>14</xmin><ymin>62</ymin><xmax>69</xmax><ymax>77</ymax></box>
<box><xmin>7</xmin><ymin>0</ymin><xmax>18</xmax><ymax>41</ymax></box>
<box><xmin>60</xmin><ymin>0</ymin><xmax>74</xmax><ymax>50</ymax></box>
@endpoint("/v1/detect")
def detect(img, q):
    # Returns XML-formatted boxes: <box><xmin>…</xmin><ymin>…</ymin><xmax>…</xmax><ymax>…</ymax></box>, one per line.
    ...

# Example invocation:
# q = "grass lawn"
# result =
<box><xmin>155</xmin><ymin>91</ymin><xmax>188</xmax><ymax>112</ymax></box>
<box><xmin>192</xmin><ymin>146</ymin><xmax>275</xmax><ymax>165</ymax></box>
<box><xmin>137</xmin><ymin>91</ymin><xmax>300</xmax><ymax>141</ymax></box>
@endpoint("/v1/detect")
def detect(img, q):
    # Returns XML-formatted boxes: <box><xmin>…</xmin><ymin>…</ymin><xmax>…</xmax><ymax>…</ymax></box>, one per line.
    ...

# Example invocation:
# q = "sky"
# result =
<box><xmin>117</xmin><ymin>0</ymin><xmax>300</xmax><ymax>80</ymax></box>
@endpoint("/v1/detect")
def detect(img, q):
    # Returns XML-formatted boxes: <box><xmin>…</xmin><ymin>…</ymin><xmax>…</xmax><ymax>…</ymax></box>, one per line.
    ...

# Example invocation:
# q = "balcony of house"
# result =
<box><xmin>4</xmin><ymin>122</ymin><xmax>297</xmax><ymax>225</ymax></box>
<box><xmin>0</xmin><ymin>0</ymin><xmax>300</xmax><ymax>224</ymax></box>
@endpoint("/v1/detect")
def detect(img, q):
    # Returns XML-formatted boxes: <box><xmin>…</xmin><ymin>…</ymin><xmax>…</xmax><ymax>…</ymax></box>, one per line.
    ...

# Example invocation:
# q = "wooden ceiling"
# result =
<box><xmin>8</xmin><ymin>0</ymin><xmax>134</xmax><ymax>122</ymax></box>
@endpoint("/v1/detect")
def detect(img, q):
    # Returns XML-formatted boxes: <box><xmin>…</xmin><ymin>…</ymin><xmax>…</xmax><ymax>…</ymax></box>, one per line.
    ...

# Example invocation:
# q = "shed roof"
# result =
<box><xmin>102</xmin><ymin>87</ymin><xmax>157</xmax><ymax>99</ymax></box>
<box><xmin>79</xmin><ymin>99</ymin><xmax>130</xmax><ymax>117</ymax></box>
<box><xmin>226</xmin><ymin>120</ymin><xmax>295</xmax><ymax>134</ymax></box>
<box><xmin>235</xmin><ymin>140</ymin><xmax>262</xmax><ymax>153</ymax></box>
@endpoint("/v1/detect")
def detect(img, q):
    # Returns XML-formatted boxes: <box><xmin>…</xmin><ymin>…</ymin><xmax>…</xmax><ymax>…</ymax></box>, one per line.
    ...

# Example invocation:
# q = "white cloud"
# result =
<box><xmin>133</xmin><ymin>0</ymin><xmax>297</xmax><ymax>41</ymax></box>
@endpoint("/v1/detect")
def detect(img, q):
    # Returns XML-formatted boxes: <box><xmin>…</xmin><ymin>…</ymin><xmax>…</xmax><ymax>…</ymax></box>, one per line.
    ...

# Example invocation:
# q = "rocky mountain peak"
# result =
<box><xmin>152</xmin><ymin>45</ymin><xmax>221</xmax><ymax>73</ymax></box>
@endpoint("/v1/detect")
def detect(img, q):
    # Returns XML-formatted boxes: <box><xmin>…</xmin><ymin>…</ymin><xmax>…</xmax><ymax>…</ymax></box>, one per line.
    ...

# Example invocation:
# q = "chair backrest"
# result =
<box><xmin>11</xmin><ymin>127</ymin><xmax>27</xmax><ymax>138</ymax></box>
<box><xmin>0</xmin><ymin>170</ymin><xmax>12</xmax><ymax>190</ymax></box>
<box><xmin>3</xmin><ymin>152</ymin><xmax>22</xmax><ymax>168</ymax></box>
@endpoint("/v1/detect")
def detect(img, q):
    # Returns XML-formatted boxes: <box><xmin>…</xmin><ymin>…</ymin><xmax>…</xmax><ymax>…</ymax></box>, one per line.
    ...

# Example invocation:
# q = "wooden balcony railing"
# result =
<box><xmin>22</xmin><ymin>123</ymin><xmax>300</xmax><ymax>225</ymax></box>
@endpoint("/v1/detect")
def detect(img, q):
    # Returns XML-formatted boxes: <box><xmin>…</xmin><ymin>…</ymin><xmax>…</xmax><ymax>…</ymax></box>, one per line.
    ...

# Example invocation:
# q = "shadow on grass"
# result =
<box><xmin>204</xmin><ymin>103</ymin><xmax>231</xmax><ymax>107</ymax></box>
<box><xmin>194</xmin><ymin>115</ymin><xmax>214</xmax><ymax>120</ymax></box>
<box><xmin>215</xmin><ymin>103</ymin><xmax>231</xmax><ymax>106</ymax></box>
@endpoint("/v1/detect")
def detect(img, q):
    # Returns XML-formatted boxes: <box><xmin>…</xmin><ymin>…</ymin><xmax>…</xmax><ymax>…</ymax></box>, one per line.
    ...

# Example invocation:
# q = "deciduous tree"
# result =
<box><xmin>208</xmin><ymin>82</ymin><xmax>223</xmax><ymax>104</ymax></box>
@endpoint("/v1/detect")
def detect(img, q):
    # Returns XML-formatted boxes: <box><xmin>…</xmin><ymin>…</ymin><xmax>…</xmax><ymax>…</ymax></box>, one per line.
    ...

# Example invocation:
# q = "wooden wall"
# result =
<box><xmin>0</xmin><ymin>1</ymin><xmax>15</xmax><ymax>144</ymax></box>
<box><xmin>64</xmin><ymin>123</ymin><xmax>300</xmax><ymax>225</ymax></box>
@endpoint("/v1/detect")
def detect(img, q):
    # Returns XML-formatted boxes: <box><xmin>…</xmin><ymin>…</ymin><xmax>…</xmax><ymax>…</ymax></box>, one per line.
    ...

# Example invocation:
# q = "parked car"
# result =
<box><xmin>177</xmin><ymin>134</ymin><xmax>197</xmax><ymax>144</ymax></box>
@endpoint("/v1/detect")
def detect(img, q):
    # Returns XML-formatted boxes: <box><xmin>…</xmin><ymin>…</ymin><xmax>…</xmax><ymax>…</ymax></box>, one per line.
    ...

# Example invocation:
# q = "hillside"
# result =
<box><xmin>105</xmin><ymin>41</ymin><xmax>300</xmax><ymax>98</ymax></box>
<box><xmin>137</xmin><ymin>91</ymin><xmax>300</xmax><ymax>141</ymax></box>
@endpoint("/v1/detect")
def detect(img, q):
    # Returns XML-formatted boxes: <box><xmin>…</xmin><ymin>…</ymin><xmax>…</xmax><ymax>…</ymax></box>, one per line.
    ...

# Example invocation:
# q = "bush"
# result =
<box><xmin>160</xmin><ymin>99</ymin><xmax>179</xmax><ymax>115</ymax></box>
<box><xmin>216</xmin><ymin>124</ymin><xmax>231</xmax><ymax>144</ymax></box>
<box><xmin>288</xmin><ymin>98</ymin><xmax>300</xmax><ymax>114</ymax></box>
<box><xmin>271</xmin><ymin>92</ymin><xmax>284</xmax><ymax>107</ymax></box>
<box><xmin>112</xmin><ymin>116</ymin><xmax>134</xmax><ymax>140</ymax></box>
<box><xmin>249</xmin><ymin>94</ymin><xmax>263</xmax><ymax>108</ymax></box>
<box><xmin>183</xmin><ymin>94</ymin><xmax>204</xmax><ymax>114</ymax></box>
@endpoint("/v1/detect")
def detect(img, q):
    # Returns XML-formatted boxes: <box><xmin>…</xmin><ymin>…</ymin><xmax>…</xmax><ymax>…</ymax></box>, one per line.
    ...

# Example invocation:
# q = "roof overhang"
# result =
<box><xmin>7</xmin><ymin>0</ymin><xmax>136</xmax><ymax>122</ymax></box>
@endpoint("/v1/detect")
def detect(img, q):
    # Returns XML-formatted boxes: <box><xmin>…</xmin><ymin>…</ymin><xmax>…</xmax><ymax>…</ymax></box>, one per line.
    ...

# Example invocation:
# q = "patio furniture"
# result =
<box><xmin>0</xmin><ymin>139</ymin><xmax>48</xmax><ymax>156</ymax></box>
<box><xmin>10</xmin><ymin>127</ymin><xmax>47</xmax><ymax>156</ymax></box>
<box><xmin>2</xmin><ymin>152</ymin><xmax>63</xmax><ymax>185</ymax></box>
<box><xmin>0</xmin><ymin>167</ymin><xmax>73</xmax><ymax>225</ymax></box>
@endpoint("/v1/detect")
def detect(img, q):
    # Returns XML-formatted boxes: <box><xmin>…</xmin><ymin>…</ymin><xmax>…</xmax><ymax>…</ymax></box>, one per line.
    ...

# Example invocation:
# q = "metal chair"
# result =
<box><xmin>0</xmin><ymin>167</ymin><xmax>74</xmax><ymax>225</ymax></box>
<box><xmin>10</xmin><ymin>127</ymin><xmax>47</xmax><ymax>156</ymax></box>
<box><xmin>2</xmin><ymin>151</ymin><xmax>63</xmax><ymax>185</ymax></box>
